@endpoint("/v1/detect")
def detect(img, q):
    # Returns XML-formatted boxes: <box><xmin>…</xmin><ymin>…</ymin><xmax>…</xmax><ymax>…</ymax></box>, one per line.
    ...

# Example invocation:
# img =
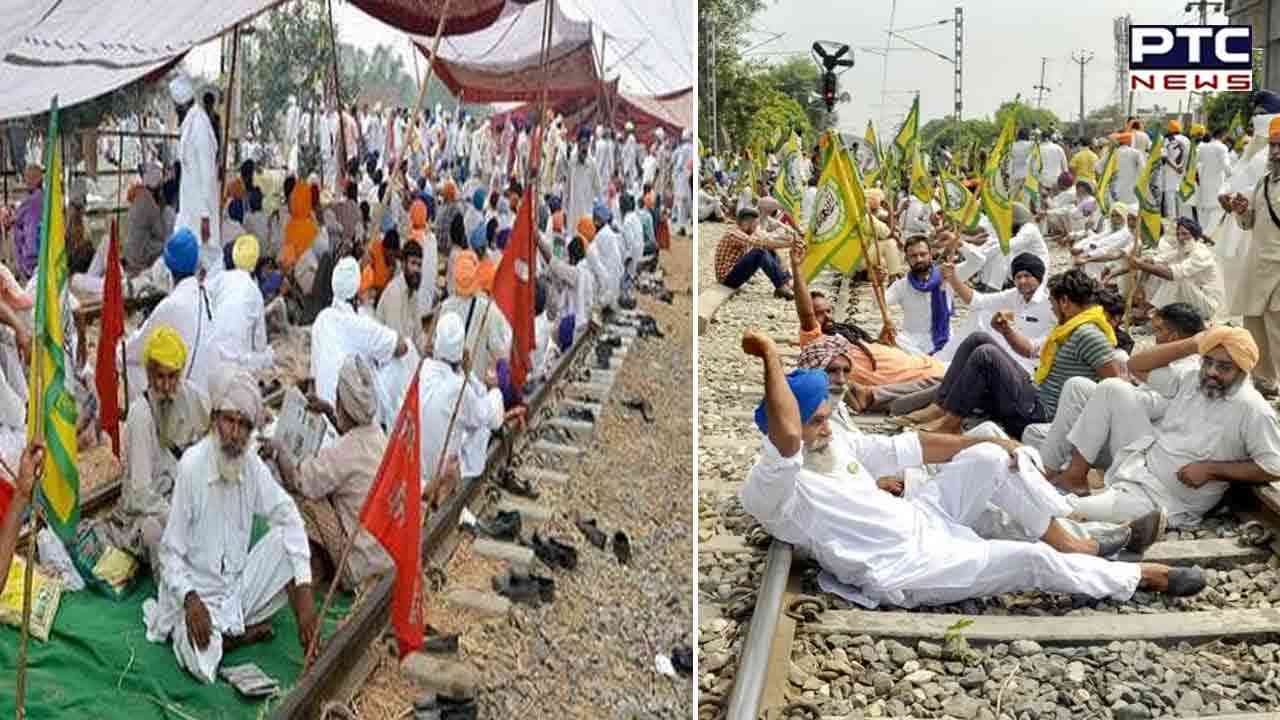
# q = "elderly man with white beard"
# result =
<box><xmin>98</xmin><ymin>326</ymin><xmax>210</xmax><ymax>572</ymax></box>
<box><xmin>737</xmin><ymin>329</ymin><xmax>1206</xmax><ymax>609</ymax></box>
<box><xmin>143</xmin><ymin>367</ymin><xmax>317</xmax><ymax>684</ymax></box>
<box><xmin>1044</xmin><ymin>326</ymin><xmax>1280</xmax><ymax>529</ymax></box>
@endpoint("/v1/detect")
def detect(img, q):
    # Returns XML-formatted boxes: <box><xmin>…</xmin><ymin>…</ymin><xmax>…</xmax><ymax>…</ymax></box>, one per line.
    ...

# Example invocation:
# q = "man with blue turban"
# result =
<box><xmin>738</xmin><ymin>329</ymin><xmax>1206</xmax><ymax>608</ymax></box>
<box><xmin>124</xmin><ymin>228</ymin><xmax>218</xmax><ymax>397</ymax></box>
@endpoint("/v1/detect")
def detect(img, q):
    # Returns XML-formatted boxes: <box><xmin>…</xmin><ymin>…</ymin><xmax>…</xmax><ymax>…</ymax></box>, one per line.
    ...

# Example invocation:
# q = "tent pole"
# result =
<box><xmin>325</xmin><ymin>0</ymin><xmax>350</xmax><ymax>190</ymax></box>
<box><xmin>218</xmin><ymin>24</ymin><xmax>241</xmax><ymax>242</ymax></box>
<box><xmin>413</xmin><ymin>0</ymin><xmax>455</xmax><ymax>113</ymax></box>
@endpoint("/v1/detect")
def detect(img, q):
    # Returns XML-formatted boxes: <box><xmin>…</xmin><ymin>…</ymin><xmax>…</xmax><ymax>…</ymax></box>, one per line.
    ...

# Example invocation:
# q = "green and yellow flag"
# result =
<box><xmin>1178</xmin><ymin>140</ymin><xmax>1199</xmax><ymax>203</ymax></box>
<box><xmin>28</xmin><ymin>97</ymin><xmax>80</xmax><ymax>541</ymax></box>
<box><xmin>1228</xmin><ymin>110</ymin><xmax>1244</xmax><ymax>140</ymax></box>
<box><xmin>1095</xmin><ymin>146</ymin><xmax>1119</xmax><ymax>215</ymax></box>
<box><xmin>1023</xmin><ymin>141</ymin><xmax>1043</xmax><ymax>207</ymax></box>
<box><xmin>799</xmin><ymin>131</ymin><xmax>869</xmax><ymax>280</ymax></box>
<box><xmin>981</xmin><ymin>115</ymin><xmax>1017</xmax><ymax>253</ymax></box>
<box><xmin>1136</xmin><ymin>135</ymin><xmax>1165</xmax><ymax>247</ymax></box>
<box><xmin>910</xmin><ymin>145</ymin><xmax>934</xmax><ymax>203</ymax></box>
<box><xmin>773</xmin><ymin>133</ymin><xmax>805</xmax><ymax>219</ymax></box>
<box><xmin>893</xmin><ymin>95</ymin><xmax>920</xmax><ymax>155</ymax></box>
<box><xmin>863</xmin><ymin>120</ymin><xmax>884</xmax><ymax>186</ymax></box>
<box><xmin>938</xmin><ymin>168</ymin><xmax>970</xmax><ymax>224</ymax></box>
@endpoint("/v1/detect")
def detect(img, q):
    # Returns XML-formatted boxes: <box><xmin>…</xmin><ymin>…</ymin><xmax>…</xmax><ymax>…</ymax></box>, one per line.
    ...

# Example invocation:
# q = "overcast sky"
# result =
<box><xmin>187</xmin><ymin>0</ymin><xmax>694</xmax><ymax>99</ymax></box>
<box><xmin>744</xmin><ymin>0</ymin><xmax>1232</xmax><ymax>135</ymax></box>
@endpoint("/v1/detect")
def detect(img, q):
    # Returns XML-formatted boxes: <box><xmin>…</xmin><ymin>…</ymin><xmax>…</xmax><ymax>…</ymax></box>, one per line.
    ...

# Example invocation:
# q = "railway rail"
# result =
<box><xmin>695</xmin><ymin>243</ymin><xmax>1280</xmax><ymax>720</ymax></box>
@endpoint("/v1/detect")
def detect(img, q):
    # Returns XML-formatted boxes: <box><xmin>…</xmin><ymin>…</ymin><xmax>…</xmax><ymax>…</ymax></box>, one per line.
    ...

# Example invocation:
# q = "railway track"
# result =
<box><xmin>695</xmin><ymin>245</ymin><xmax>1280</xmax><ymax>720</ymax></box>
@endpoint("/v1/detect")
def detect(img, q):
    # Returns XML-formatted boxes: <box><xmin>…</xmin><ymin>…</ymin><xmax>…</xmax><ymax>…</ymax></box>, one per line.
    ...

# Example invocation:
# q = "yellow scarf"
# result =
<box><xmin>1034</xmin><ymin>305</ymin><xmax>1117</xmax><ymax>385</ymax></box>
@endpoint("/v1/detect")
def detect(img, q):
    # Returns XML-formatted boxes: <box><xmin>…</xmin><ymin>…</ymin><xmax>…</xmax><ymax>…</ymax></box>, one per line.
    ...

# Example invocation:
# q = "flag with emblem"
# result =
<box><xmin>939</xmin><ymin>168</ymin><xmax>971</xmax><ymax>225</ymax></box>
<box><xmin>1178</xmin><ymin>140</ymin><xmax>1199</xmax><ymax>203</ymax></box>
<box><xmin>773</xmin><ymin>133</ymin><xmax>805</xmax><ymax>218</ymax></box>
<box><xmin>1095</xmin><ymin>146</ymin><xmax>1119</xmax><ymax>215</ymax></box>
<box><xmin>909</xmin><ymin>145</ymin><xmax>933</xmax><ymax>203</ymax></box>
<box><xmin>863</xmin><ymin>120</ymin><xmax>884</xmax><ymax>185</ymax></box>
<box><xmin>981</xmin><ymin>115</ymin><xmax>1016</xmax><ymax>253</ymax></box>
<box><xmin>893</xmin><ymin>95</ymin><xmax>919</xmax><ymax>155</ymax></box>
<box><xmin>27</xmin><ymin>97</ymin><xmax>80</xmax><ymax>542</ymax></box>
<box><xmin>1136</xmin><ymin>135</ymin><xmax>1165</xmax><ymax>247</ymax></box>
<box><xmin>799</xmin><ymin>131</ymin><xmax>870</xmax><ymax>280</ymax></box>
<box><xmin>359</xmin><ymin>371</ymin><xmax>424</xmax><ymax>657</ymax></box>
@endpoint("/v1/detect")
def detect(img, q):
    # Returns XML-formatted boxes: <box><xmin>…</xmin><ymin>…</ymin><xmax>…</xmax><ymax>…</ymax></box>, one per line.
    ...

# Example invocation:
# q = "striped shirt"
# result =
<box><xmin>1036</xmin><ymin>324</ymin><xmax>1114</xmax><ymax>416</ymax></box>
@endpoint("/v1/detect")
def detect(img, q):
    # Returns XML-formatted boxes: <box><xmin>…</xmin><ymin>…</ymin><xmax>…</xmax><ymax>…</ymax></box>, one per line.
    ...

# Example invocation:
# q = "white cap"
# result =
<box><xmin>434</xmin><ymin>313</ymin><xmax>465</xmax><ymax>364</ymax></box>
<box><xmin>331</xmin><ymin>256</ymin><xmax>361</xmax><ymax>301</ymax></box>
<box><xmin>169</xmin><ymin>75</ymin><xmax>194</xmax><ymax>105</ymax></box>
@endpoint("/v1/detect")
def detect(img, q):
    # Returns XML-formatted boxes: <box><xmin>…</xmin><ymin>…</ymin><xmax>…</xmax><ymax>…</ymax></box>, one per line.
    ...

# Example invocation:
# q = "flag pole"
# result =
<box><xmin>219</xmin><ymin>24</ymin><xmax>241</xmax><ymax>237</ymax></box>
<box><xmin>412</xmin><ymin>0</ymin><xmax>455</xmax><ymax>114</ymax></box>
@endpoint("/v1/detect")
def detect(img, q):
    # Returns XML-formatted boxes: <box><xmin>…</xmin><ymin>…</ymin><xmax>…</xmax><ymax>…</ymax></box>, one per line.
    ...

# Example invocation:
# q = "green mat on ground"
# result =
<box><xmin>0</xmin><ymin>520</ymin><xmax>352</xmax><ymax>720</ymax></box>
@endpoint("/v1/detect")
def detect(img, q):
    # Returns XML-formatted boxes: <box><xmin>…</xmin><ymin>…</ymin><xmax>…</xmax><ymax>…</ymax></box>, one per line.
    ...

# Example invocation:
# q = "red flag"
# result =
<box><xmin>94</xmin><ymin>218</ymin><xmax>125</xmax><ymax>457</ymax></box>
<box><xmin>359</xmin><ymin>371</ymin><xmax>424</xmax><ymax>658</ymax></box>
<box><xmin>492</xmin><ymin>187</ymin><xmax>536</xmax><ymax>388</ymax></box>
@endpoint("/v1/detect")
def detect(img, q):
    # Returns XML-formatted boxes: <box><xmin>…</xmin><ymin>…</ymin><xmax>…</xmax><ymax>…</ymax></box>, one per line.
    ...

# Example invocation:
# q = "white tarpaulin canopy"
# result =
<box><xmin>0</xmin><ymin>0</ymin><xmax>292</xmax><ymax>122</ymax></box>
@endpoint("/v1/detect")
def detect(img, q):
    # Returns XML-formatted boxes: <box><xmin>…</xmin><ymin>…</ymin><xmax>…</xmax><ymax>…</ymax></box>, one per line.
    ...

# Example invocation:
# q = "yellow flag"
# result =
<box><xmin>910</xmin><ymin>145</ymin><xmax>933</xmax><ymax>203</ymax></box>
<box><xmin>773</xmin><ymin>133</ymin><xmax>805</xmax><ymax>219</ymax></box>
<box><xmin>1136</xmin><ymin>135</ymin><xmax>1165</xmax><ymax>246</ymax></box>
<box><xmin>28</xmin><ymin>97</ymin><xmax>80</xmax><ymax>538</ymax></box>
<box><xmin>799</xmin><ymin>131</ymin><xmax>869</xmax><ymax>280</ymax></box>
<box><xmin>1023</xmin><ymin>142</ymin><xmax>1042</xmax><ymax>207</ymax></box>
<box><xmin>1095</xmin><ymin>146</ymin><xmax>1119</xmax><ymax>215</ymax></box>
<box><xmin>981</xmin><ymin>115</ymin><xmax>1016</xmax><ymax>253</ymax></box>
<box><xmin>893</xmin><ymin>95</ymin><xmax>920</xmax><ymax>154</ymax></box>
<box><xmin>1178</xmin><ymin>140</ymin><xmax>1199</xmax><ymax>203</ymax></box>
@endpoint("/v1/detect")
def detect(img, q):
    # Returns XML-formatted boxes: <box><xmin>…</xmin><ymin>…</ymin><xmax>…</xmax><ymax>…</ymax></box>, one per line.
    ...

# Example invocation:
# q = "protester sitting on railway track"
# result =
<box><xmin>950</xmin><ymin>202</ymin><xmax>1051</xmax><ymax>293</ymax></box>
<box><xmin>899</xmin><ymin>270</ymin><xmax>1124</xmax><ymax>438</ymax></box>
<box><xmin>1009</xmin><ymin>302</ymin><xmax>1206</xmax><ymax>476</ymax></box>
<box><xmin>263</xmin><ymin>354</ymin><xmax>392</xmax><ymax>591</ymax></box>
<box><xmin>375</xmin><ymin>239</ymin><xmax>431</xmax><ymax>355</ymax></box>
<box><xmin>1071</xmin><ymin>203</ymin><xmax>1134</xmax><ymax>281</ymax></box>
<box><xmin>0</xmin><ymin>442</ymin><xmax>44</xmax><ymax>594</ymax></box>
<box><xmin>1042</xmin><ymin>326</ymin><xmax>1280</xmax><ymax>529</ymax></box>
<box><xmin>738</xmin><ymin>329</ymin><xmax>1206</xmax><ymax>609</ymax></box>
<box><xmin>789</xmin><ymin>241</ymin><xmax>944</xmax><ymax>415</ymax></box>
<box><xmin>884</xmin><ymin>236</ymin><xmax>955</xmax><ymax>357</ymax></box>
<box><xmin>124</xmin><ymin>228</ymin><xmax>218</xmax><ymax>398</ymax></box>
<box><xmin>310</xmin><ymin>256</ymin><xmax>410</xmax><ymax>420</ymax></box>
<box><xmin>438</xmin><ymin>250</ymin><xmax>512</xmax><ymax>388</ymax></box>
<box><xmin>712</xmin><ymin>196</ymin><xmax>795</xmax><ymax>299</ymax></box>
<box><xmin>96</xmin><ymin>327</ymin><xmax>209</xmax><ymax>574</ymax></box>
<box><xmin>1106</xmin><ymin>216</ymin><xmax>1225</xmax><ymax>323</ymax></box>
<box><xmin>144</xmin><ymin>367</ymin><xmax>317</xmax><ymax>684</ymax></box>
<box><xmin>935</xmin><ymin>252</ymin><xmax>1055</xmax><ymax>375</ymax></box>
<box><xmin>124</xmin><ymin>162</ymin><xmax>171</xmax><ymax>275</ymax></box>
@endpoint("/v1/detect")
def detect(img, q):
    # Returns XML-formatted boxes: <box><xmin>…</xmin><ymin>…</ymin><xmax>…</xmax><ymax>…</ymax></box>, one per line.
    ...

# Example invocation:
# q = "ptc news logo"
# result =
<box><xmin>1129</xmin><ymin>25</ymin><xmax>1253</xmax><ymax>91</ymax></box>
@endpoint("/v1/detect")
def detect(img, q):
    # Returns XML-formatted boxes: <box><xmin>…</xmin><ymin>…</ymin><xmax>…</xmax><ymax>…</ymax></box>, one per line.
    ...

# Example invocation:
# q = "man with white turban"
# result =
<box><xmin>207</xmin><ymin>235</ymin><xmax>274</xmax><ymax>372</ymax></box>
<box><xmin>170</xmin><ymin>74</ymin><xmax>221</xmax><ymax>274</ymax></box>
<box><xmin>309</xmin><ymin>257</ymin><xmax>410</xmax><ymax>415</ymax></box>
<box><xmin>1227</xmin><ymin>113</ymin><xmax>1280</xmax><ymax>397</ymax></box>
<box><xmin>419</xmin><ymin>315</ymin><xmax>521</xmax><ymax>510</ymax></box>
<box><xmin>144</xmin><ymin>367</ymin><xmax>316</xmax><ymax>684</ymax></box>
<box><xmin>125</xmin><ymin>229</ymin><xmax>218</xmax><ymax>397</ymax></box>
<box><xmin>96</xmin><ymin>327</ymin><xmax>210</xmax><ymax>573</ymax></box>
<box><xmin>672</xmin><ymin>129</ymin><xmax>695</xmax><ymax>233</ymax></box>
<box><xmin>263</xmin><ymin>354</ymin><xmax>393</xmax><ymax>590</ymax></box>
<box><xmin>1044</xmin><ymin>326</ymin><xmax>1280</xmax><ymax>528</ymax></box>
<box><xmin>1071</xmin><ymin>203</ymin><xmax>1135</xmax><ymax>281</ymax></box>
<box><xmin>619</xmin><ymin>122</ymin><xmax>640</xmax><ymax>195</ymax></box>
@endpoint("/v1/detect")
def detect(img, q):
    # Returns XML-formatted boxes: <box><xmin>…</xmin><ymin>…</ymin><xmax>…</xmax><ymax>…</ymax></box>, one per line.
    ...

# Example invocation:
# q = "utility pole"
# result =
<box><xmin>1071</xmin><ymin>50</ymin><xmax>1094</xmax><ymax>140</ymax></box>
<box><xmin>1034</xmin><ymin>57</ymin><xmax>1051</xmax><ymax>109</ymax></box>
<box><xmin>710</xmin><ymin>16</ymin><xmax>719</xmax><ymax>157</ymax></box>
<box><xmin>1185</xmin><ymin>1</ymin><xmax>1223</xmax><ymax>25</ymax></box>
<box><xmin>954</xmin><ymin>5</ymin><xmax>963</xmax><ymax>146</ymax></box>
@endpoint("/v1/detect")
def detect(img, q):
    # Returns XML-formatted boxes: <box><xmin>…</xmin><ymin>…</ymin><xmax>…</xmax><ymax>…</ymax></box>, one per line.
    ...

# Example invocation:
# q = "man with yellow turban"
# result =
<box><xmin>207</xmin><ymin>235</ymin><xmax>274</xmax><ymax>372</ymax></box>
<box><xmin>98</xmin><ymin>325</ymin><xmax>210</xmax><ymax>573</ymax></box>
<box><xmin>1046</xmin><ymin>324</ymin><xmax>1280</xmax><ymax>529</ymax></box>
<box><xmin>1161</xmin><ymin>119</ymin><xmax>1192</xmax><ymax>220</ymax></box>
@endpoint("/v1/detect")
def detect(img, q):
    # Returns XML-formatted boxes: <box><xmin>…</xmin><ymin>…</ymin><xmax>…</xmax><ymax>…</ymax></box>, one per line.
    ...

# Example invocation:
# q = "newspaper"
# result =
<box><xmin>1</xmin><ymin>556</ymin><xmax>63</xmax><ymax>641</ymax></box>
<box><xmin>272</xmin><ymin>386</ymin><xmax>338</xmax><ymax>466</ymax></box>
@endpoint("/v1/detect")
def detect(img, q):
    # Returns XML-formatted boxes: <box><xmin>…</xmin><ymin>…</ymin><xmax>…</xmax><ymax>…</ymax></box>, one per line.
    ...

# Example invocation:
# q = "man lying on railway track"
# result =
<box><xmin>789</xmin><ymin>240</ymin><xmax>945</xmax><ymax>416</ymax></box>
<box><xmin>739</xmin><ymin>329</ymin><xmax>1205</xmax><ymax>609</ymax></box>
<box><xmin>263</xmin><ymin>354</ymin><xmax>393</xmax><ymax>591</ymax></box>
<box><xmin>1043</xmin><ymin>326</ymin><xmax>1280</xmax><ymax>529</ymax></box>
<box><xmin>144</xmin><ymin>366</ymin><xmax>317</xmax><ymax>684</ymax></box>
<box><xmin>94</xmin><ymin>326</ymin><xmax>209</xmax><ymax>573</ymax></box>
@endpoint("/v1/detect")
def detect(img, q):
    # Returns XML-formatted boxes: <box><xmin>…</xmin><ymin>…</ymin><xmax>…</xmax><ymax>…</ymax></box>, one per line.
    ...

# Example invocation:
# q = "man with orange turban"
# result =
<box><xmin>437</xmin><ymin>249</ymin><xmax>512</xmax><ymax>383</ymax></box>
<box><xmin>1110</xmin><ymin>130</ymin><xmax>1144</xmax><ymax>206</ymax></box>
<box><xmin>1046</xmin><ymin>323</ymin><xmax>1280</xmax><ymax>529</ymax></box>
<box><xmin>280</xmin><ymin>180</ymin><xmax>319</xmax><ymax>271</ymax></box>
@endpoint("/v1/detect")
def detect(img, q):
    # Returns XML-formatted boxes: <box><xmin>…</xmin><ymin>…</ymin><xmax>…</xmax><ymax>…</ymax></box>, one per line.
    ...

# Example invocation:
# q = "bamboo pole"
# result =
<box><xmin>325</xmin><ymin>0</ymin><xmax>350</xmax><ymax>191</ymax></box>
<box><xmin>218</xmin><ymin>24</ymin><xmax>241</xmax><ymax>244</ymax></box>
<box><xmin>412</xmin><ymin>0</ymin><xmax>455</xmax><ymax>114</ymax></box>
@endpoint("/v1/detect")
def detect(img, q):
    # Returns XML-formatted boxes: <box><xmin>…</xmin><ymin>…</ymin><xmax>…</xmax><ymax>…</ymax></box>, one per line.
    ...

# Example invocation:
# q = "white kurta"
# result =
<box><xmin>207</xmin><ymin>269</ymin><xmax>273</xmax><ymax>372</ymax></box>
<box><xmin>1009</xmin><ymin>140</ymin><xmax>1033</xmax><ymax>184</ymax></box>
<box><xmin>1068</xmin><ymin>371</ymin><xmax>1280</xmax><ymax>528</ymax></box>
<box><xmin>417</xmin><ymin>359</ymin><xmax>503</xmax><ymax>484</ymax></box>
<box><xmin>621</xmin><ymin>211</ymin><xmax>645</xmax><ymax>270</ymax></box>
<box><xmin>437</xmin><ymin>294</ymin><xmax>513</xmax><ymax>381</ymax></box>
<box><xmin>143</xmin><ymin>436</ymin><xmax>311</xmax><ymax>683</ymax></box>
<box><xmin>885</xmin><ymin>276</ymin><xmax>955</xmax><ymax>357</ymax></box>
<box><xmin>124</xmin><ymin>277</ymin><xmax>217</xmax><ymax>397</ymax></box>
<box><xmin>309</xmin><ymin>300</ymin><xmax>399</xmax><ymax>406</ymax></box>
<box><xmin>1112</xmin><ymin>147</ymin><xmax>1145</xmax><ymax>206</ymax></box>
<box><xmin>563</xmin><ymin>156</ymin><xmax>601</xmax><ymax>230</ymax></box>
<box><xmin>742</xmin><ymin>433</ymin><xmax>1138</xmax><ymax>608</ymax></box>
<box><xmin>936</xmin><ymin>285</ymin><xmax>1056</xmax><ymax>375</ymax></box>
<box><xmin>955</xmin><ymin>221</ymin><xmax>1051</xmax><ymax>291</ymax></box>
<box><xmin>1036</xmin><ymin>142</ymin><xmax>1068</xmax><ymax>188</ymax></box>
<box><xmin>175</xmin><ymin>105</ymin><xmax>220</xmax><ymax>256</ymax></box>
<box><xmin>1147</xmin><ymin>239</ymin><xmax>1226</xmax><ymax>321</ymax></box>
<box><xmin>1196</xmin><ymin>139</ymin><xmax>1231</xmax><ymax>223</ymax></box>
<box><xmin>1073</xmin><ymin>226</ymin><xmax>1133</xmax><ymax>280</ymax></box>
